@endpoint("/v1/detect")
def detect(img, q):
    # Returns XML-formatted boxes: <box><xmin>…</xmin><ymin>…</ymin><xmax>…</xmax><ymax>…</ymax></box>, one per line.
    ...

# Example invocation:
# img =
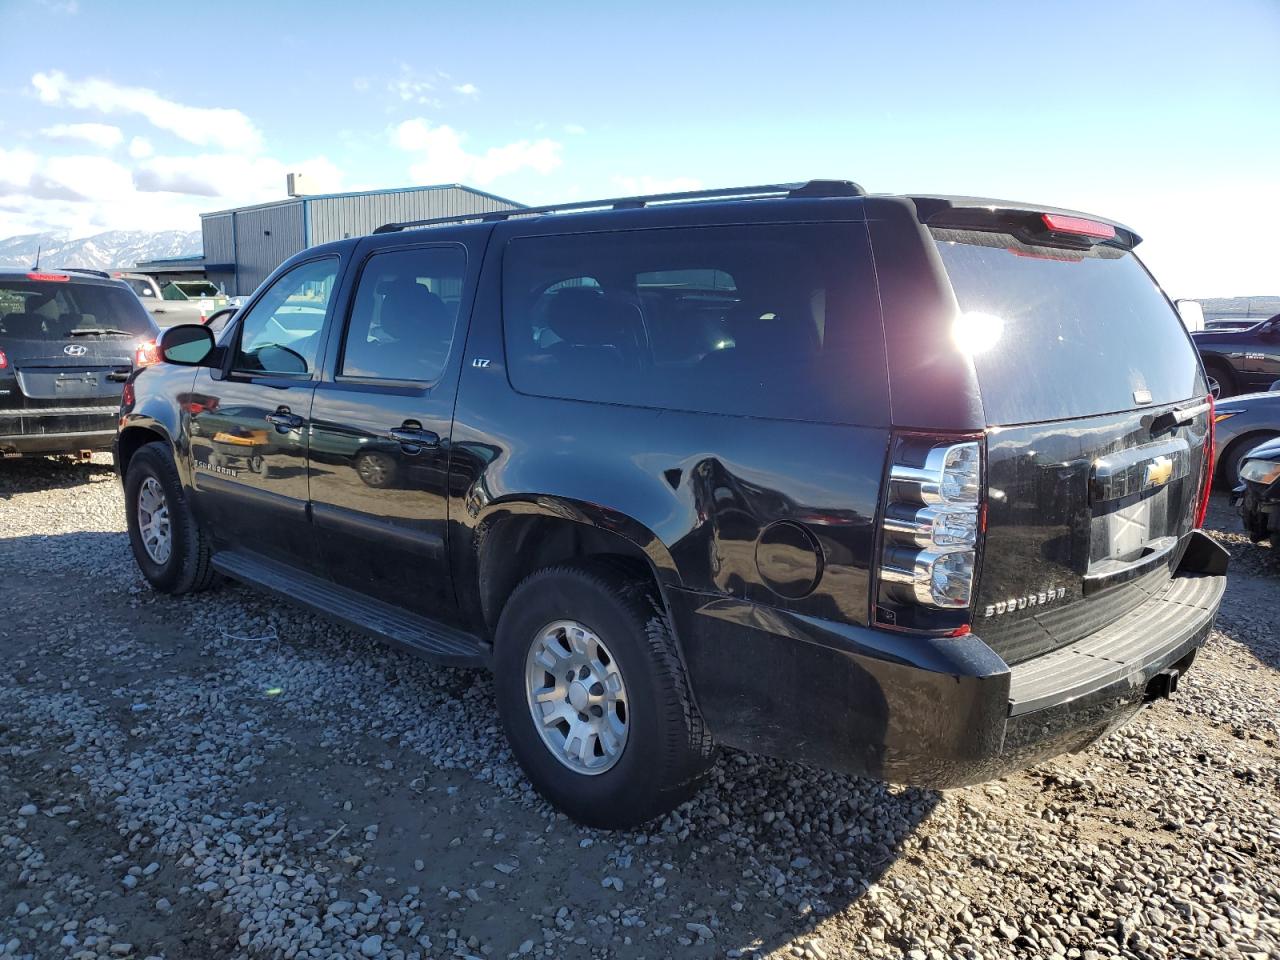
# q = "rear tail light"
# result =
<box><xmin>1194</xmin><ymin>393</ymin><xmax>1215</xmax><ymax>528</ymax></box>
<box><xmin>0</xmin><ymin>348</ymin><xmax>7</xmax><ymax>370</ymax></box>
<box><xmin>876</xmin><ymin>437</ymin><xmax>984</xmax><ymax>631</ymax></box>
<box><xmin>134</xmin><ymin>339</ymin><xmax>160</xmax><ymax>368</ymax></box>
<box><xmin>121</xmin><ymin>381</ymin><xmax>135</xmax><ymax>408</ymax></box>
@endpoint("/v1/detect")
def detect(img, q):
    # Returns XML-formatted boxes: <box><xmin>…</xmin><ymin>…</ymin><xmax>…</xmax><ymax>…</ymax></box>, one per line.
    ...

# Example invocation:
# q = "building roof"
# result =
<box><xmin>200</xmin><ymin>182</ymin><xmax>524</xmax><ymax>219</ymax></box>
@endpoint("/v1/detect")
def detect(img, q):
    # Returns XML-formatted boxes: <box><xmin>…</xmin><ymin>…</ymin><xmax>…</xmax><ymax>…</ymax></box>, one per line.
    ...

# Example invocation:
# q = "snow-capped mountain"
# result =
<box><xmin>0</xmin><ymin>230</ymin><xmax>203</xmax><ymax>271</ymax></box>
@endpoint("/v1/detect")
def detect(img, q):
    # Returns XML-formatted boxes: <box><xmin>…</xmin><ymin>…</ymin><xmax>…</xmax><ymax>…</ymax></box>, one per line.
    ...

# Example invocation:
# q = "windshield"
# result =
<box><xmin>934</xmin><ymin>229</ymin><xmax>1203</xmax><ymax>425</ymax></box>
<box><xmin>0</xmin><ymin>279</ymin><xmax>156</xmax><ymax>339</ymax></box>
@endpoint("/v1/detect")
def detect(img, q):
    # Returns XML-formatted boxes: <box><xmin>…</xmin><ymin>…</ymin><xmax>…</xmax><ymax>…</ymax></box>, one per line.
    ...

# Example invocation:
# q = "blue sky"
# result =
<box><xmin>0</xmin><ymin>0</ymin><xmax>1277</xmax><ymax>297</ymax></box>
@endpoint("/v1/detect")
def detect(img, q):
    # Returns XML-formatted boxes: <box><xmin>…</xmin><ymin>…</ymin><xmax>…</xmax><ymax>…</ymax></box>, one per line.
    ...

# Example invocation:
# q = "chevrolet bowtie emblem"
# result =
<box><xmin>1144</xmin><ymin>455</ymin><xmax>1173</xmax><ymax>488</ymax></box>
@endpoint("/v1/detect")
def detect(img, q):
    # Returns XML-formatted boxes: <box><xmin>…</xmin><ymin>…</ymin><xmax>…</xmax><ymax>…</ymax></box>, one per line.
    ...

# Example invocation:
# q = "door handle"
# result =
<box><xmin>265</xmin><ymin>407</ymin><xmax>304</xmax><ymax>430</ymax></box>
<box><xmin>390</xmin><ymin>424</ymin><xmax>439</xmax><ymax>449</ymax></box>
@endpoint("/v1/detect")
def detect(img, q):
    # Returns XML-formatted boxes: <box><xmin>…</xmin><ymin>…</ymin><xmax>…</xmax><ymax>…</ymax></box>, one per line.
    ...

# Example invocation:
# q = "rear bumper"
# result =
<box><xmin>671</xmin><ymin>530</ymin><xmax>1228</xmax><ymax>789</ymax></box>
<box><xmin>0</xmin><ymin>406</ymin><xmax>119</xmax><ymax>456</ymax></box>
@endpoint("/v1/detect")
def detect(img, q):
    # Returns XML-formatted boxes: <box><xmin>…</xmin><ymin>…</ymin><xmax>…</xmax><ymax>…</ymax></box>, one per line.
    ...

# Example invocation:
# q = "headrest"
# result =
<box><xmin>722</xmin><ymin>303</ymin><xmax>814</xmax><ymax>356</ymax></box>
<box><xmin>1</xmin><ymin>312</ymin><xmax>47</xmax><ymax>338</ymax></box>
<box><xmin>545</xmin><ymin>288</ymin><xmax>638</xmax><ymax>346</ymax></box>
<box><xmin>380</xmin><ymin>280</ymin><xmax>449</xmax><ymax>340</ymax></box>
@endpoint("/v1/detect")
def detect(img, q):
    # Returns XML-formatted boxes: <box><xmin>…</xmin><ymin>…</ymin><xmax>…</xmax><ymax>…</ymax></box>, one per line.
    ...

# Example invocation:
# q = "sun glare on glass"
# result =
<box><xmin>952</xmin><ymin>311</ymin><xmax>1004</xmax><ymax>354</ymax></box>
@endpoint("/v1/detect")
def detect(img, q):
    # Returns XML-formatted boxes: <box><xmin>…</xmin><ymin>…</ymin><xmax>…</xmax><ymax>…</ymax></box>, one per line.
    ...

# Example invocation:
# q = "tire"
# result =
<box><xmin>1205</xmin><ymin>360</ymin><xmax>1237</xmax><ymax>399</ymax></box>
<box><xmin>124</xmin><ymin>441</ymin><xmax>218</xmax><ymax>594</ymax></box>
<box><xmin>493</xmin><ymin>563</ymin><xmax>716</xmax><ymax>828</ymax></box>
<box><xmin>1220</xmin><ymin>432</ymin><xmax>1279</xmax><ymax>489</ymax></box>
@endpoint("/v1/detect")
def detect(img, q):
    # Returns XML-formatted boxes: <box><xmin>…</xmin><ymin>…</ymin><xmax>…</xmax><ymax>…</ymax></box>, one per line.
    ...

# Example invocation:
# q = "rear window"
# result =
<box><xmin>934</xmin><ymin>229</ymin><xmax>1202</xmax><ymax>424</ymax></box>
<box><xmin>166</xmin><ymin>280</ymin><xmax>220</xmax><ymax>299</ymax></box>
<box><xmin>502</xmin><ymin>223</ymin><xmax>887</xmax><ymax>424</ymax></box>
<box><xmin>0</xmin><ymin>280</ymin><xmax>155</xmax><ymax>340</ymax></box>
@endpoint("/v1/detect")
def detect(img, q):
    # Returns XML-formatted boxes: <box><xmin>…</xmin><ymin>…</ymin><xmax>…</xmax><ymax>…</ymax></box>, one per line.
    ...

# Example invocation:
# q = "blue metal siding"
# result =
<box><xmin>201</xmin><ymin>213</ymin><xmax>236</xmax><ymax>265</ymax></box>
<box><xmin>305</xmin><ymin>187</ymin><xmax>520</xmax><ymax>245</ymax></box>
<box><xmin>232</xmin><ymin>202</ymin><xmax>306</xmax><ymax>296</ymax></box>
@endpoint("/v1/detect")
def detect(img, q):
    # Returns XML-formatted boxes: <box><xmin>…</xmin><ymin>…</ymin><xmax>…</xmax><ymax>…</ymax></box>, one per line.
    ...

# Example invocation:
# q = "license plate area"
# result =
<box><xmin>1089</xmin><ymin>437</ymin><xmax>1191</xmax><ymax>569</ymax></box>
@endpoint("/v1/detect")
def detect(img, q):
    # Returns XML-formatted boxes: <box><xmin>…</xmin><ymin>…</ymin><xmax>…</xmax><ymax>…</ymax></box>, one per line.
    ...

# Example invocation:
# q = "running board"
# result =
<box><xmin>212</xmin><ymin>550</ymin><xmax>488</xmax><ymax>667</ymax></box>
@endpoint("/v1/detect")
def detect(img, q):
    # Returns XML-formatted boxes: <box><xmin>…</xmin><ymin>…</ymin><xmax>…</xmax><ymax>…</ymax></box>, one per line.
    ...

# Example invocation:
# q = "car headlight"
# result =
<box><xmin>1239</xmin><ymin>459</ymin><xmax>1280</xmax><ymax>485</ymax></box>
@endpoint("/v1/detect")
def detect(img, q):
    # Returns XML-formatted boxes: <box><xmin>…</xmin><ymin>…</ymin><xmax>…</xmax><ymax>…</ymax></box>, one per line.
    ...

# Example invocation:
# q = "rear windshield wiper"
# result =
<box><xmin>67</xmin><ymin>327</ymin><xmax>137</xmax><ymax>337</ymax></box>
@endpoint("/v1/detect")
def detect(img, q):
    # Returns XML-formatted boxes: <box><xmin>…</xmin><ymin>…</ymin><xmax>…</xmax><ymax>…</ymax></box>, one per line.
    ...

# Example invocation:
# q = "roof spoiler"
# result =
<box><xmin>911</xmin><ymin>196</ymin><xmax>1141</xmax><ymax>249</ymax></box>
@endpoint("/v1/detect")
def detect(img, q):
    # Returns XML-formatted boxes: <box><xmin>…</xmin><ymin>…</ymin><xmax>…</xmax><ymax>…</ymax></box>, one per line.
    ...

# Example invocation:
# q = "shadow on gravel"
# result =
<box><xmin>0</xmin><ymin>454</ymin><xmax>116</xmax><ymax>498</ymax></box>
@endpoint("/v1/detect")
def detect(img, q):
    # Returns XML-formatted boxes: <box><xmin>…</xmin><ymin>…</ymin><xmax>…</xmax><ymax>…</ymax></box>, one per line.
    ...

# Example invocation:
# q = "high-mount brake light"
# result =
<box><xmin>1040</xmin><ymin>213</ymin><xmax>1116</xmax><ymax>240</ymax></box>
<box><xmin>134</xmin><ymin>339</ymin><xmax>160</xmax><ymax>368</ymax></box>
<box><xmin>28</xmin><ymin>272</ymin><xmax>70</xmax><ymax>282</ymax></box>
<box><xmin>1194</xmin><ymin>393</ymin><xmax>1215</xmax><ymax>529</ymax></box>
<box><xmin>877</xmin><ymin>439</ymin><xmax>984</xmax><ymax>628</ymax></box>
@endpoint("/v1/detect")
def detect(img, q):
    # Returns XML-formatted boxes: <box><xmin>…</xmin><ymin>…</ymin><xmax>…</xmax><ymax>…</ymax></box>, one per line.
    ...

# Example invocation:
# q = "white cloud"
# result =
<box><xmin>0</xmin><ymin>144</ymin><xmax>344</xmax><ymax>239</ymax></box>
<box><xmin>612</xmin><ymin>175</ymin><xmax>704</xmax><ymax>195</ymax></box>
<box><xmin>389</xmin><ymin>66</ymin><xmax>439</xmax><ymax>107</ymax></box>
<box><xmin>40</xmin><ymin>122</ymin><xmax>123</xmax><ymax>149</ymax></box>
<box><xmin>564</xmin><ymin>124</ymin><xmax>586</xmax><ymax>135</ymax></box>
<box><xmin>32</xmin><ymin>71</ymin><xmax>262</xmax><ymax>152</ymax></box>
<box><xmin>134</xmin><ymin>154</ymin><xmax>342</xmax><ymax>200</ymax></box>
<box><xmin>128</xmin><ymin>136</ymin><xmax>154</xmax><ymax>159</ymax></box>
<box><xmin>393</xmin><ymin>119</ymin><xmax>561</xmax><ymax>186</ymax></box>
<box><xmin>453</xmin><ymin>83</ymin><xmax>479</xmax><ymax>97</ymax></box>
<box><xmin>0</xmin><ymin>148</ymin><xmax>41</xmax><ymax>194</ymax></box>
<box><xmin>37</xmin><ymin>0</ymin><xmax>78</xmax><ymax>13</ymax></box>
<box><xmin>353</xmin><ymin>77</ymin><xmax>370</xmax><ymax>92</ymax></box>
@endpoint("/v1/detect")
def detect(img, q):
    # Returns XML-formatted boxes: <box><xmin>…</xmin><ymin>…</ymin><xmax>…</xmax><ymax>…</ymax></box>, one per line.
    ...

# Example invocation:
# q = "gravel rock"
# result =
<box><xmin>0</xmin><ymin>459</ymin><xmax>1276</xmax><ymax>960</ymax></box>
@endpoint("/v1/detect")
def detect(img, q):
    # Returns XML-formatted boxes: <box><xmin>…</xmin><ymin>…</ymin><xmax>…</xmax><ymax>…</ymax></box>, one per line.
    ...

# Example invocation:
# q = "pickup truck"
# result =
<box><xmin>115</xmin><ymin>273</ymin><xmax>227</xmax><ymax>327</ymax></box>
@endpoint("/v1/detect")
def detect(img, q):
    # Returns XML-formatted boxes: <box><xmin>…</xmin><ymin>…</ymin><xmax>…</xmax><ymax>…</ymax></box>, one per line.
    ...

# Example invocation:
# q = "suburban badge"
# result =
<box><xmin>982</xmin><ymin>586</ymin><xmax>1067</xmax><ymax>617</ymax></box>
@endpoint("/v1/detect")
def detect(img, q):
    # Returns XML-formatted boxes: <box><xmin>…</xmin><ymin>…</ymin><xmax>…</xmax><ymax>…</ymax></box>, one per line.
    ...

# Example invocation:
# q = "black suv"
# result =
<box><xmin>116</xmin><ymin>181</ymin><xmax>1228</xmax><ymax>828</ymax></box>
<box><xmin>1192</xmin><ymin>312</ymin><xmax>1280</xmax><ymax>397</ymax></box>
<box><xmin>1</xmin><ymin>268</ymin><xmax>159</xmax><ymax>459</ymax></box>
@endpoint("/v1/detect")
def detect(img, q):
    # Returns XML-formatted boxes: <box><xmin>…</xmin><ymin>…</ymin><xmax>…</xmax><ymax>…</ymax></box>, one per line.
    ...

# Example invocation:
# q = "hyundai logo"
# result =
<box><xmin>63</xmin><ymin>344</ymin><xmax>87</xmax><ymax>357</ymax></box>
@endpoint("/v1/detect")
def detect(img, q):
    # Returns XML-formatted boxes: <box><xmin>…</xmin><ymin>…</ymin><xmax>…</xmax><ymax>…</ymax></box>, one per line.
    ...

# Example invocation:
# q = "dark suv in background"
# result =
<box><xmin>1</xmin><ymin>268</ymin><xmax>158</xmax><ymax>459</ymax></box>
<box><xmin>115</xmin><ymin>181</ymin><xmax>1228</xmax><ymax>828</ymax></box>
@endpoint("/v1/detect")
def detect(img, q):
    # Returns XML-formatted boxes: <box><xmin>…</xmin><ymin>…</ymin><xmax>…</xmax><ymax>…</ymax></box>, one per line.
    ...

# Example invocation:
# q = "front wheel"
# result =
<box><xmin>124</xmin><ymin>442</ymin><xmax>217</xmax><ymax>594</ymax></box>
<box><xmin>494</xmin><ymin>564</ymin><xmax>716</xmax><ymax>828</ymax></box>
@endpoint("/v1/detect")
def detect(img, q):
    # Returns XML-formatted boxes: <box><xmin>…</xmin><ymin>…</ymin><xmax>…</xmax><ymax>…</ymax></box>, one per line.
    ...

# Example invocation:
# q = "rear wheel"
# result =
<box><xmin>124</xmin><ymin>442</ymin><xmax>217</xmax><ymax>594</ymax></box>
<box><xmin>494</xmin><ymin>563</ymin><xmax>715</xmax><ymax>828</ymax></box>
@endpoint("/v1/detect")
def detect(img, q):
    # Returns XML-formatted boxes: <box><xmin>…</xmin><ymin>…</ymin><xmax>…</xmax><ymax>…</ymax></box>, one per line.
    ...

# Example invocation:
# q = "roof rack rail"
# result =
<box><xmin>373</xmin><ymin>179</ymin><xmax>864</xmax><ymax>234</ymax></box>
<box><xmin>53</xmin><ymin>267</ymin><xmax>112</xmax><ymax>279</ymax></box>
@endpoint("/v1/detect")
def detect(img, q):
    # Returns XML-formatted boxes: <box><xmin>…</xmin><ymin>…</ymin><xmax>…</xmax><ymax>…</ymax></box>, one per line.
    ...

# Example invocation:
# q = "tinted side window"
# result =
<box><xmin>502</xmin><ymin>224</ymin><xmax>886</xmax><ymax>424</ymax></box>
<box><xmin>233</xmin><ymin>257</ymin><xmax>338</xmax><ymax>376</ymax></box>
<box><xmin>340</xmin><ymin>246</ymin><xmax>467</xmax><ymax>382</ymax></box>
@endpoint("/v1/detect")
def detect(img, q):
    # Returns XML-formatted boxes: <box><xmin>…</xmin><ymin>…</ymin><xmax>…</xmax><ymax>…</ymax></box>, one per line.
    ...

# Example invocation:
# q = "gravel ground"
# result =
<box><xmin>0</xmin><ymin>455</ymin><xmax>1277</xmax><ymax>960</ymax></box>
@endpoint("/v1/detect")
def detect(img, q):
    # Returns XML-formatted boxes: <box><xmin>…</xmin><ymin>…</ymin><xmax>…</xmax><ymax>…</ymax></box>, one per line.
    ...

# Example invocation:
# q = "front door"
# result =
<box><xmin>307</xmin><ymin>241</ymin><xmax>472</xmax><ymax>620</ymax></box>
<box><xmin>188</xmin><ymin>256</ymin><xmax>341</xmax><ymax>569</ymax></box>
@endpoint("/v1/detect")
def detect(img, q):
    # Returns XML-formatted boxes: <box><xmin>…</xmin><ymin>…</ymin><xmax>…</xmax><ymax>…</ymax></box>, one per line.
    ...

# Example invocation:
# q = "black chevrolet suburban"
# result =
<box><xmin>115</xmin><ymin>181</ymin><xmax>1228</xmax><ymax>828</ymax></box>
<box><xmin>1</xmin><ymin>268</ymin><xmax>159</xmax><ymax>459</ymax></box>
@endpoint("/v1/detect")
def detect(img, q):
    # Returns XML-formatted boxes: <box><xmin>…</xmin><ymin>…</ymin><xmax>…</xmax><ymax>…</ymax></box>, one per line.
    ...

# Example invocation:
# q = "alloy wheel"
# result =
<box><xmin>136</xmin><ymin>476</ymin><xmax>172</xmax><ymax>565</ymax></box>
<box><xmin>524</xmin><ymin>620</ymin><xmax>629</xmax><ymax>775</ymax></box>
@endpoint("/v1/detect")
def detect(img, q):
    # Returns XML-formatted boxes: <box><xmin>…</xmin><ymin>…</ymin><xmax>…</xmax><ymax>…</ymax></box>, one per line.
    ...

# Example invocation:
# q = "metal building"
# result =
<box><xmin>200</xmin><ymin>183</ymin><xmax>522</xmax><ymax>296</ymax></box>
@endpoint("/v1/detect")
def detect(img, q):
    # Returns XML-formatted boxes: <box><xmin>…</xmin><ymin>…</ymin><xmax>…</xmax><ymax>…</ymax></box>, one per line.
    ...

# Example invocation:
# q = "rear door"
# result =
<box><xmin>930</xmin><ymin>214</ymin><xmax>1210</xmax><ymax>664</ymax></box>
<box><xmin>307</xmin><ymin>237</ymin><xmax>478</xmax><ymax>621</ymax></box>
<box><xmin>188</xmin><ymin>256</ymin><xmax>340</xmax><ymax>569</ymax></box>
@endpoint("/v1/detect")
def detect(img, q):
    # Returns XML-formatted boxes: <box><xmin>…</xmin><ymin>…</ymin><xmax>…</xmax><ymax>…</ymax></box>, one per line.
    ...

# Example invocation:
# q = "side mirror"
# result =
<box><xmin>158</xmin><ymin>323</ymin><xmax>216</xmax><ymax>366</ymax></box>
<box><xmin>1174</xmin><ymin>298</ymin><xmax>1204</xmax><ymax>333</ymax></box>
